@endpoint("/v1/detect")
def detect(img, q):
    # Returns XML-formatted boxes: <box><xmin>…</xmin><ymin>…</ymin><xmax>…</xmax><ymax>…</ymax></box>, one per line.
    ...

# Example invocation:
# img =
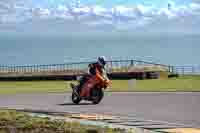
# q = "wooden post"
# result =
<box><xmin>192</xmin><ymin>66</ymin><xmax>195</xmax><ymax>74</ymax></box>
<box><xmin>182</xmin><ymin>66</ymin><xmax>184</xmax><ymax>75</ymax></box>
<box><xmin>131</xmin><ymin>60</ymin><xmax>134</xmax><ymax>66</ymax></box>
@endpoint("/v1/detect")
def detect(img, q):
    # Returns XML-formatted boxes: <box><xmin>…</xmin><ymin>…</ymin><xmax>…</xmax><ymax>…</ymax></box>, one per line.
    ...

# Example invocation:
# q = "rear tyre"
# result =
<box><xmin>92</xmin><ymin>89</ymin><xmax>104</xmax><ymax>104</ymax></box>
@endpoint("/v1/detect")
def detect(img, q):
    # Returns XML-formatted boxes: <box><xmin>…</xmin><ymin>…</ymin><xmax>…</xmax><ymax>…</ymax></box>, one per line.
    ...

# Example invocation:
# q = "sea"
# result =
<box><xmin>0</xmin><ymin>31</ymin><xmax>200</xmax><ymax>66</ymax></box>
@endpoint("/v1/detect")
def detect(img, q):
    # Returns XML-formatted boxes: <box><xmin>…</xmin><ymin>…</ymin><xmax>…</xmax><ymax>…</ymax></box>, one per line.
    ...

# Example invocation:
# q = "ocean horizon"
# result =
<box><xmin>0</xmin><ymin>32</ymin><xmax>200</xmax><ymax>66</ymax></box>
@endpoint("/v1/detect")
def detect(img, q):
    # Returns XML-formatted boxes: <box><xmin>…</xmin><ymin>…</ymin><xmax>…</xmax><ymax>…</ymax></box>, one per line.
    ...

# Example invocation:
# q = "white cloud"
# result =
<box><xmin>190</xmin><ymin>3</ymin><xmax>200</xmax><ymax>11</ymax></box>
<box><xmin>0</xmin><ymin>2</ymin><xmax>14</xmax><ymax>15</ymax></box>
<box><xmin>0</xmin><ymin>1</ymin><xmax>200</xmax><ymax>33</ymax></box>
<box><xmin>0</xmin><ymin>2</ymin><xmax>10</xmax><ymax>10</ymax></box>
<box><xmin>31</xmin><ymin>7</ymin><xmax>50</xmax><ymax>18</ymax></box>
<box><xmin>157</xmin><ymin>8</ymin><xmax>176</xmax><ymax>19</ymax></box>
<box><xmin>93</xmin><ymin>6</ymin><xmax>107</xmax><ymax>15</ymax></box>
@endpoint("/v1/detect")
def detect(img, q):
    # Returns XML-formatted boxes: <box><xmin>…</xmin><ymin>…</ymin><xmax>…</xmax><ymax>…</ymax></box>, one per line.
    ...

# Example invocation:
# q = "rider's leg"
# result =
<box><xmin>77</xmin><ymin>75</ymin><xmax>90</xmax><ymax>93</ymax></box>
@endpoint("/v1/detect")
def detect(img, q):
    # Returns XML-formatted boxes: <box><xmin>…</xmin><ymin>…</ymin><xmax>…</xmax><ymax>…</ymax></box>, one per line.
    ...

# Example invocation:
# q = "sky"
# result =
<box><xmin>0</xmin><ymin>0</ymin><xmax>200</xmax><ymax>34</ymax></box>
<box><xmin>29</xmin><ymin>0</ymin><xmax>191</xmax><ymax>8</ymax></box>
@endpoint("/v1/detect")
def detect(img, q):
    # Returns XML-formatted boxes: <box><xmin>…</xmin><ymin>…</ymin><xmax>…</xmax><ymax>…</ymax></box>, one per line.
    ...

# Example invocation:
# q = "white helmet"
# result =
<box><xmin>97</xmin><ymin>56</ymin><xmax>106</xmax><ymax>67</ymax></box>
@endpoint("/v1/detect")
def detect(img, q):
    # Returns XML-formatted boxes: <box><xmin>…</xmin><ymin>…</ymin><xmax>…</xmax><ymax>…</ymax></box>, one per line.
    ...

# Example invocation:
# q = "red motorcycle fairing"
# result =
<box><xmin>80</xmin><ymin>77</ymin><xmax>110</xmax><ymax>98</ymax></box>
<box><xmin>80</xmin><ymin>75</ymin><xmax>100</xmax><ymax>97</ymax></box>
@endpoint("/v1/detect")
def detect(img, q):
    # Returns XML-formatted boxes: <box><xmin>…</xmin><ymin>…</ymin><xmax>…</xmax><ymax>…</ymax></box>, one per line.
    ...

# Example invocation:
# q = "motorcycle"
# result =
<box><xmin>70</xmin><ymin>71</ymin><xmax>111</xmax><ymax>104</ymax></box>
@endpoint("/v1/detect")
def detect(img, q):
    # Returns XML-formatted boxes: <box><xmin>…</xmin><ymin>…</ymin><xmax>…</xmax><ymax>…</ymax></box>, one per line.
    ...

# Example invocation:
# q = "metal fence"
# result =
<box><xmin>1</xmin><ymin>59</ymin><xmax>200</xmax><ymax>76</ymax></box>
<box><xmin>0</xmin><ymin>59</ymin><xmax>170</xmax><ymax>74</ymax></box>
<box><xmin>170</xmin><ymin>65</ymin><xmax>200</xmax><ymax>75</ymax></box>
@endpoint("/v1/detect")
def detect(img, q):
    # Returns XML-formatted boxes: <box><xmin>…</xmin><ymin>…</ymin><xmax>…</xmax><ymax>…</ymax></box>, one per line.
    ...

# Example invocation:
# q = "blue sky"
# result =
<box><xmin>30</xmin><ymin>0</ymin><xmax>191</xmax><ymax>8</ymax></box>
<box><xmin>0</xmin><ymin>0</ymin><xmax>200</xmax><ymax>33</ymax></box>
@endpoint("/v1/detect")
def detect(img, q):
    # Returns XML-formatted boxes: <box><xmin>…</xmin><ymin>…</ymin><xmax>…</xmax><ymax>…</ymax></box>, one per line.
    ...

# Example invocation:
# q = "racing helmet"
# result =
<box><xmin>97</xmin><ymin>56</ymin><xmax>106</xmax><ymax>67</ymax></box>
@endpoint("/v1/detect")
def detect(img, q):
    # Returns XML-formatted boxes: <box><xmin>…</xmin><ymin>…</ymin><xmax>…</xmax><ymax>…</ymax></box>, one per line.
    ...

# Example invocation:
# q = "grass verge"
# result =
<box><xmin>0</xmin><ymin>75</ymin><xmax>200</xmax><ymax>94</ymax></box>
<box><xmin>0</xmin><ymin>109</ymin><xmax>128</xmax><ymax>133</ymax></box>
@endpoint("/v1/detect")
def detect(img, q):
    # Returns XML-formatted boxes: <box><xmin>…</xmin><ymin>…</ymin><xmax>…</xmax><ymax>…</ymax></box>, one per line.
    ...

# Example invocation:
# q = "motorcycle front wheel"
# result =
<box><xmin>92</xmin><ymin>89</ymin><xmax>104</xmax><ymax>104</ymax></box>
<box><xmin>72</xmin><ymin>91</ymin><xmax>81</xmax><ymax>104</ymax></box>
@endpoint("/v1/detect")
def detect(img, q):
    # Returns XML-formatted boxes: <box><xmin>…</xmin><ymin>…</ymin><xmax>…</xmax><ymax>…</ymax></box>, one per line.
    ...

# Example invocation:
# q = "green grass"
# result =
<box><xmin>0</xmin><ymin>75</ymin><xmax>200</xmax><ymax>94</ymax></box>
<box><xmin>0</xmin><ymin>81</ymin><xmax>72</xmax><ymax>94</ymax></box>
<box><xmin>112</xmin><ymin>75</ymin><xmax>200</xmax><ymax>92</ymax></box>
<box><xmin>135</xmin><ymin>78</ymin><xmax>200</xmax><ymax>92</ymax></box>
<box><xmin>0</xmin><ymin>110</ymin><xmax>129</xmax><ymax>133</ymax></box>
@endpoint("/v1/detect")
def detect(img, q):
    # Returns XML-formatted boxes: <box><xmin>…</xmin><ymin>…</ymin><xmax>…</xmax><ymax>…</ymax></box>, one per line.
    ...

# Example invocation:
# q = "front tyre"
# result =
<box><xmin>72</xmin><ymin>92</ymin><xmax>81</xmax><ymax>104</ymax></box>
<box><xmin>92</xmin><ymin>89</ymin><xmax>104</xmax><ymax>104</ymax></box>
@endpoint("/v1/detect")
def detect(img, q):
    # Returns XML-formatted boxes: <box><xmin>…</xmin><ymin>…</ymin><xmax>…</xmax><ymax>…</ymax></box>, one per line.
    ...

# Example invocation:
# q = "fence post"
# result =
<box><xmin>110</xmin><ymin>61</ymin><xmax>113</xmax><ymax>73</ymax></box>
<box><xmin>182</xmin><ymin>67</ymin><xmax>184</xmax><ymax>75</ymax></box>
<box><xmin>130</xmin><ymin>60</ymin><xmax>134</xmax><ymax>66</ymax></box>
<box><xmin>192</xmin><ymin>66</ymin><xmax>195</xmax><ymax>74</ymax></box>
<box><xmin>171</xmin><ymin>66</ymin><xmax>175</xmax><ymax>74</ymax></box>
<box><xmin>168</xmin><ymin>66</ymin><xmax>171</xmax><ymax>73</ymax></box>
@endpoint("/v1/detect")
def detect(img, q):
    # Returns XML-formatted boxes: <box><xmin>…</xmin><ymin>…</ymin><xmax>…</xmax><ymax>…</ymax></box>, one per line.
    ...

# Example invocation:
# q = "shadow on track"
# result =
<box><xmin>58</xmin><ymin>102</ymin><xmax>93</xmax><ymax>106</ymax></box>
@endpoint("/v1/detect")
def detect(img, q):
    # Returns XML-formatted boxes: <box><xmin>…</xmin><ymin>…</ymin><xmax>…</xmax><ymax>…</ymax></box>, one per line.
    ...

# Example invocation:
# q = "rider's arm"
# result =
<box><xmin>95</xmin><ymin>68</ymin><xmax>105</xmax><ymax>82</ymax></box>
<box><xmin>102</xmin><ymin>68</ymin><xmax>109</xmax><ymax>80</ymax></box>
<box><xmin>88</xmin><ymin>63</ymin><xmax>96</xmax><ymax>75</ymax></box>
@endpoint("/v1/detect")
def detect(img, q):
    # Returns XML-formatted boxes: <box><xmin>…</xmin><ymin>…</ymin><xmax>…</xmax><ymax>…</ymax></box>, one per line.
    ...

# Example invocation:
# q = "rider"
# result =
<box><xmin>88</xmin><ymin>56</ymin><xmax>107</xmax><ymax>78</ymax></box>
<box><xmin>76</xmin><ymin>56</ymin><xmax>107</xmax><ymax>96</ymax></box>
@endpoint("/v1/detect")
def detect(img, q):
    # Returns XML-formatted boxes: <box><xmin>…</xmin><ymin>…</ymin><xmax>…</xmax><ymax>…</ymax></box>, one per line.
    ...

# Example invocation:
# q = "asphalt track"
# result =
<box><xmin>0</xmin><ymin>92</ymin><xmax>200</xmax><ymax>128</ymax></box>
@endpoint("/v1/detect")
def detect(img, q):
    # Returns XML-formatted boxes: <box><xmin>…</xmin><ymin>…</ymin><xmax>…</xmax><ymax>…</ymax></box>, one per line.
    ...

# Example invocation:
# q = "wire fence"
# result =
<box><xmin>0</xmin><ymin>59</ymin><xmax>170</xmax><ymax>76</ymax></box>
<box><xmin>0</xmin><ymin>59</ymin><xmax>199</xmax><ymax>76</ymax></box>
<box><xmin>170</xmin><ymin>65</ymin><xmax>200</xmax><ymax>75</ymax></box>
